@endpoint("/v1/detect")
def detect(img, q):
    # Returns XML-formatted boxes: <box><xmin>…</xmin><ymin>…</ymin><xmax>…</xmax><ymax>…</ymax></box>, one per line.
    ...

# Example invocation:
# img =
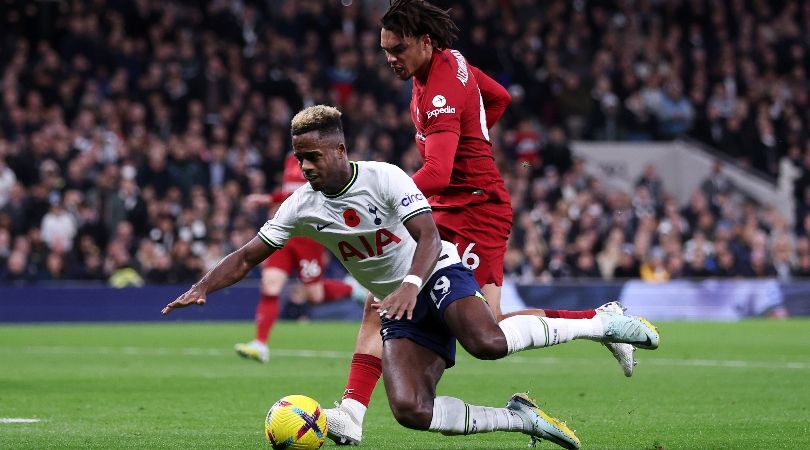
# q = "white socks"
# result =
<box><xmin>428</xmin><ymin>396</ymin><xmax>524</xmax><ymax>435</ymax></box>
<box><xmin>498</xmin><ymin>315</ymin><xmax>604</xmax><ymax>354</ymax></box>
<box><xmin>424</xmin><ymin>317</ymin><xmax>608</xmax><ymax>435</ymax></box>
<box><xmin>340</xmin><ymin>398</ymin><xmax>367</xmax><ymax>425</ymax></box>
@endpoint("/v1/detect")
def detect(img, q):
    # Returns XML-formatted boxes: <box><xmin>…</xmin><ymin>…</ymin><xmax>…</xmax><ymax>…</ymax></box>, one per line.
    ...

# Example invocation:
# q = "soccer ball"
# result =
<box><xmin>264</xmin><ymin>394</ymin><xmax>327</xmax><ymax>450</ymax></box>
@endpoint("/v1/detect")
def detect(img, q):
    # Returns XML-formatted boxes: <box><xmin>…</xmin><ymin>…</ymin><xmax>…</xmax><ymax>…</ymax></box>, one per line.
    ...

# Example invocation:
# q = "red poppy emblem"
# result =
<box><xmin>343</xmin><ymin>209</ymin><xmax>360</xmax><ymax>227</ymax></box>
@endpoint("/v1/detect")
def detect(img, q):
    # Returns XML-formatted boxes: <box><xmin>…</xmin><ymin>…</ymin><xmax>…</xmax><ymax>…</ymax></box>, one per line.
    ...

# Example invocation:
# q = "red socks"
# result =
<box><xmin>321</xmin><ymin>279</ymin><xmax>353</xmax><ymax>302</ymax></box>
<box><xmin>255</xmin><ymin>295</ymin><xmax>280</xmax><ymax>343</ymax></box>
<box><xmin>342</xmin><ymin>353</ymin><xmax>383</xmax><ymax>407</ymax></box>
<box><xmin>542</xmin><ymin>309</ymin><xmax>597</xmax><ymax>319</ymax></box>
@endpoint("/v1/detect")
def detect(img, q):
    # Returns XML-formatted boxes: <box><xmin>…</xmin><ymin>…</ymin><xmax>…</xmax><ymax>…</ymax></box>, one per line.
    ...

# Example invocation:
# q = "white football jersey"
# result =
<box><xmin>258</xmin><ymin>161</ymin><xmax>461</xmax><ymax>299</ymax></box>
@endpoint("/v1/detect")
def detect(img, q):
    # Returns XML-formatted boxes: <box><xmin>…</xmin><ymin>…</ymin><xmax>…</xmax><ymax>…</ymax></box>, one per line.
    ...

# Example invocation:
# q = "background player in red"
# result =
<box><xmin>325</xmin><ymin>0</ymin><xmax>636</xmax><ymax>445</ymax></box>
<box><xmin>234</xmin><ymin>152</ymin><xmax>361</xmax><ymax>363</ymax></box>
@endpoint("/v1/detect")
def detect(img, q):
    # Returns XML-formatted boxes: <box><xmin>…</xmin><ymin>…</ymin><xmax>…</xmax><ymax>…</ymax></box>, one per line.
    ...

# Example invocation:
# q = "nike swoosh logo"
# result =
<box><xmin>316</xmin><ymin>222</ymin><xmax>334</xmax><ymax>231</ymax></box>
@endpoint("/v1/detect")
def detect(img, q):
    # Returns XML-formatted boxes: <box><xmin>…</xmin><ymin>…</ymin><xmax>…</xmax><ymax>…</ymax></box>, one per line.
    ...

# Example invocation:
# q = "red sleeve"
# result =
<box><xmin>470</xmin><ymin>65</ymin><xmax>510</xmax><ymax>128</ymax></box>
<box><xmin>411</xmin><ymin>131</ymin><xmax>460</xmax><ymax>198</ymax></box>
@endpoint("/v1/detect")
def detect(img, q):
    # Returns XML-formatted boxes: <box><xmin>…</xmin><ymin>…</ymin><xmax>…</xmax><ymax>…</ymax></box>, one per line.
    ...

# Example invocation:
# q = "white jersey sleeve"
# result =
<box><xmin>257</xmin><ymin>192</ymin><xmax>300</xmax><ymax>248</ymax></box>
<box><xmin>378</xmin><ymin>163</ymin><xmax>432</xmax><ymax>223</ymax></box>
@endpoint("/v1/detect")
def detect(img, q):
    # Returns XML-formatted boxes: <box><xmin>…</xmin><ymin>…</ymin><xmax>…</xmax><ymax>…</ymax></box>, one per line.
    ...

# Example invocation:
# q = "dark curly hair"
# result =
<box><xmin>381</xmin><ymin>0</ymin><xmax>459</xmax><ymax>50</ymax></box>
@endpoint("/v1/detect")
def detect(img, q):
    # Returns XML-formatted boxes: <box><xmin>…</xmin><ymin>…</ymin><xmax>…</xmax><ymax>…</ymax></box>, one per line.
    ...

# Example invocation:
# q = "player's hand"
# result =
<box><xmin>245</xmin><ymin>193</ymin><xmax>272</xmax><ymax>209</ymax></box>
<box><xmin>161</xmin><ymin>285</ymin><xmax>207</xmax><ymax>315</ymax></box>
<box><xmin>372</xmin><ymin>284</ymin><xmax>418</xmax><ymax>320</ymax></box>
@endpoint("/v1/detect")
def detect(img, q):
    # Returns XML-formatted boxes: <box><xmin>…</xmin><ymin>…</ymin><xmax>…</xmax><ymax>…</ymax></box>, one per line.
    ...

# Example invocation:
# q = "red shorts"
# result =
<box><xmin>262</xmin><ymin>237</ymin><xmax>325</xmax><ymax>283</ymax></box>
<box><xmin>432</xmin><ymin>202</ymin><xmax>512</xmax><ymax>286</ymax></box>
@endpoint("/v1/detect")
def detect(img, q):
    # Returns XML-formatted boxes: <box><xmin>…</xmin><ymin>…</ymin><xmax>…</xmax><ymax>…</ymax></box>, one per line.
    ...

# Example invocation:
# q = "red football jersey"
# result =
<box><xmin>270</xmin><ymin>153</ymin><xmax>307</xmax><ymax>203</ymax></box>
<box><xmin>410</xmin><ymin>49</ymin><xmax>510</xmax><ymax>208</ymax></box>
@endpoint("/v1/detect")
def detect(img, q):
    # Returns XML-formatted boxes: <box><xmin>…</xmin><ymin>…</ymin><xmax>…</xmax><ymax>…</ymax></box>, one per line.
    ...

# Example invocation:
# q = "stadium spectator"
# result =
<box><xmin>0</xmin><ymin>152</ymin><xmax>16</xmax><ymax>208</ymax></box>
<box><xmin>636</xmin><ymin>163</ymin><xmax>665</xmax><ymax>204</ymax></box>
<box><xmin>4</xmin><ymin>251</ymin><xmax>32</xmax><ymax>284</ymax></box>
<box><xmin>40</xmin><ymin>194</ymin><xmax>77</xmax><ymax>252</ymax></box>
<box><xmin>612</xmin><ymin>244</ymin><xmax>641</xmax><ymax>279</ymax></box>
<box><xmin>639</xmin><ymin>248</ymin><xmax>669</xmax><ymax>283</ymax></box>
<box><xmin>596</xmin><ymin>227</ymin><xmax>625</xmax><ymax>280</ymax></box>
<box><xmin>657</xmin><ymin>80</ymin><xmax>695</xmax><ymax>139</ymax></box>
<box><xmin>0</xmin><ymin>227</ymin><xmax>11</xmax><ymax>271</ymax></box>
<box><xmin>792</xmin><ymin>251</ymin><xmax>810</xmax><ymax>278</ymax></box>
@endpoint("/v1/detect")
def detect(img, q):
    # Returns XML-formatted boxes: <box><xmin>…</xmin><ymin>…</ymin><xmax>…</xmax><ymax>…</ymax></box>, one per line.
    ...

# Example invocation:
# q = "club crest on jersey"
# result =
<box><xmin>343</xmin><ymin>208</ymin><xmax>360</xmax><ymax>227</ymax></box>
<box><xmin>367</xmin><ymin>204</ymin><xmax>382</xmax><ymax>225</ymax></box>
<box><xmin>337</xmin><ymin>229</ymin><xmax>402</xmax><ymax>261</ymax></box>
<box><xmin>432</xmin><ymin>95</ymin><xmax>447</xmax><ymax>107</ymax></box>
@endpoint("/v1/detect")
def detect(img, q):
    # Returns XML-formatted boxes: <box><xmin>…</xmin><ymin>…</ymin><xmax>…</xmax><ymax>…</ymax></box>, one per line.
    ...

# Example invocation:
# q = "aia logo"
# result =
<box><xmin>343</xmin><ymin>208</ymin><xmax>360</xmax><ymax>227</ymax></box>
<box><xmin>338</xmin><ymin>229</ymin><xmax>402</xmax><ymax>261</ymax></box>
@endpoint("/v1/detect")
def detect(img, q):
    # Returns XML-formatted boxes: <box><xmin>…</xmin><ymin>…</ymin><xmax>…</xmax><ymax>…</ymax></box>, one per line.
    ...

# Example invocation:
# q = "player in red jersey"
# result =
<box><xmin>324</xmin><ymin>1</ymin><xmax>637</xmax><ymax>445</ymax></box>
<box><xmin>234</xmin><ymin>152</ymin><xmax>361</xmax><ymax>363</ymax></box>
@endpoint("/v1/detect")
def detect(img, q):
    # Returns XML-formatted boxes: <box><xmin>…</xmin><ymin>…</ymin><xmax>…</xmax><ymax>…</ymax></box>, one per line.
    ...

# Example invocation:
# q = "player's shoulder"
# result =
<box><xmin>354</xmin><ymin>161</ymin><xmax>411</xmax><ymax>194</ymax></box>
<box><xmin>428</xmin><ymin>48</ymin><xmax>471</xmax><ymax>87</ymax></box>
<box><xmin>355</xmin><ymin>160</ymin><xmax>406</xmax><ymax>176</ymax></box>
<box><xmin>283</xmin><ymin>180</ymin><xmax>316</xmax><ymax>204</ymax></box>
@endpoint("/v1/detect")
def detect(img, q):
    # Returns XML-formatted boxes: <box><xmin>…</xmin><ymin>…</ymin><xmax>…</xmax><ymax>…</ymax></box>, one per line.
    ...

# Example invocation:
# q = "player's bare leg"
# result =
<box><xmin>301</xmin><ymin>281</ymin><xmax>326</xmax><ymax>304</ymax></box>
<box><xmin>302</xmin><ymin>278</ymin><xmax>355</xmax><ymax>305</ymax></box>
<box><xmin>444</xmin><ymin>295</ymin><xmax>506</xmax><ymax>359</ymax></box>
<box><xmin>325</xmin><ymin>295</ymin><xmax>383</xmax><ymax>445</ymax></box>
<box><xmin>351</xmin><ymin>297</ymin><xmax>384</xmax><ymax>357</ymax></box>
<box><xmin>382</xmin><ymin>328</ymin><xmax>580</xmax><ymax>449</ymax></box>
<box><xmin>381</xmin><ymin>338</ymin><xmax>443</xmax><ymax>431</ymax></box>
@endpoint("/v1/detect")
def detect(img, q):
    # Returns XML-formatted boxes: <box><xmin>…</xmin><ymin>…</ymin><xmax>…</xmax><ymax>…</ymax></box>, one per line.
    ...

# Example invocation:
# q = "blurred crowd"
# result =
<box><xmin>2</xmin><ymin>0</ymin><xmax>810</xmax><ymax>286</ymax></box>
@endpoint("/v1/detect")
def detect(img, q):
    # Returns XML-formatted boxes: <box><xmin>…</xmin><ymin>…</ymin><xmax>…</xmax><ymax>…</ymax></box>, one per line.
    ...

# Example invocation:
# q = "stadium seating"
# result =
<box><xmin>0</xmin><ymin>1</ymin><xmax>806</xmax><ymax>286</ymax></box>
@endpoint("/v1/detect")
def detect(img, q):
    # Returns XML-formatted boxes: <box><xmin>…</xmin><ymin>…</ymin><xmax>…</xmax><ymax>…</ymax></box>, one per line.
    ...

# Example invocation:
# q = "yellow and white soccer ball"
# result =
<box><xmin>264</xmin><ymin>395</ymin><xmax>327</xmax><ymax>450</ymax></box>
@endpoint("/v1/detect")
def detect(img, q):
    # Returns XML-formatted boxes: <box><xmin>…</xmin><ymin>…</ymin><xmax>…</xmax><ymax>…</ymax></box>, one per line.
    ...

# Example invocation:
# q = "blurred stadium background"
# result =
<box><xmin>1</xmin><ymin>1</ymin><xmax>809</xmax><ymax>448</ymax></box>
<box><xmin>3</xmin><ymin>0</ymin><xmax>810</xmax><ymax>318</ymax></box>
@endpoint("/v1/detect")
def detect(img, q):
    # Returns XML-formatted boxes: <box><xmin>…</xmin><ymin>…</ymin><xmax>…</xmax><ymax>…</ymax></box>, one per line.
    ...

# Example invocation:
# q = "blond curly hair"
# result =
<box><xmin>290</xmin><ymin>105</ymin><xmax>343</xmax><ymax>137</ymax></box>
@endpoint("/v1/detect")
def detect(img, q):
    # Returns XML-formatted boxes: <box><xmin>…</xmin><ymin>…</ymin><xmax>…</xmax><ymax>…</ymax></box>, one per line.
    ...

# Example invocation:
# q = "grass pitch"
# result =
<box><xmin>1</xmin><ymin>320</ymin><xmax>808</xmax><ymax>449</ymax></box>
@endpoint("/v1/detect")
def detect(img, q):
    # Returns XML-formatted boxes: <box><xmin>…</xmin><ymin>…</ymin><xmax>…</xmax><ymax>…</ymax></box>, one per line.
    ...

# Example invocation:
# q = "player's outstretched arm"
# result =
<box><xmin>161</xmin><ymin>236</ymin><xmax>274</xmax><ymax>315</ymax></box>
<box><xmin>373</xmin><ymin>212</ymin><xmax>441</xmax><ymax>320</ymax></box>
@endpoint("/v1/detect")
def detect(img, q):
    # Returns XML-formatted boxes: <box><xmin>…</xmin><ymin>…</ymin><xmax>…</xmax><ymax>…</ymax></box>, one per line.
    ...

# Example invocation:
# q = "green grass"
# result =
<box><xmin>1</xmin><ymin>320</ymin><xmax>809</xmax><ymax>449</ymax></box>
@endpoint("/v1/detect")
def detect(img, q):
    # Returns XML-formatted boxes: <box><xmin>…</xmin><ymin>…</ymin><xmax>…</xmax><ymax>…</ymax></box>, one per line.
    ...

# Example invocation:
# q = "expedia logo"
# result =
<box><xmin>426</xmin><ymin>106</ymin><xmax>456</xmax><ymax>118</ymax></box>
<box><xmin>432</xmin><ymin>95</ymin><xmax>446</xmax><ymax>107</ymax></box>
<box><xmin>401</xmin><ymin>193</ymin><xmax>424</xmax><ymax>206</ymax></box>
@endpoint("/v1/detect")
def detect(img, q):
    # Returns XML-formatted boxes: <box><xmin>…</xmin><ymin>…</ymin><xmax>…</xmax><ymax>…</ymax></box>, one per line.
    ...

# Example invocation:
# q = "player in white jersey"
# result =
<box><xmin>161</xmin><ymin>105</ymin><xmax>659</xmax><ymax>449</ymax></box>
<box><xmin>257</xmin><ymin>159</ymin><xmax>456</xmax><ymax>301</ymax></box>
